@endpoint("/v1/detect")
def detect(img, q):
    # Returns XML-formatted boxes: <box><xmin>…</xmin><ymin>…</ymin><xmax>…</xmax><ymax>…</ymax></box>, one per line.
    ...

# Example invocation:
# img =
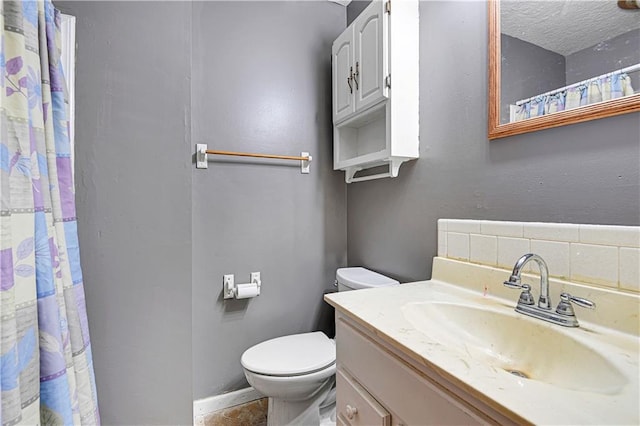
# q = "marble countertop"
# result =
<box><xmin>325</xmin><ymin>258</ymin><xmax>640</xmax><ymax>425</ymax></box>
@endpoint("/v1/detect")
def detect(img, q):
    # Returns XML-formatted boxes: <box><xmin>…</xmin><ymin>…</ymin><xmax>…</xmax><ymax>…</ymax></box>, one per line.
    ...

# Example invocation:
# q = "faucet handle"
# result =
<box><xmin>504</xmin><ymin>277</ymin><xmax>535</xmax><ymax>306</ymax></box>
<box><xmin>517</xmin><ymin>284</ymin><xmax>535</xmax><ymax>306</ymax></box>
<box><xmin>556</xmin><ymin>292</ymin><xmax>596</xmax><ymax>316</ymax></box>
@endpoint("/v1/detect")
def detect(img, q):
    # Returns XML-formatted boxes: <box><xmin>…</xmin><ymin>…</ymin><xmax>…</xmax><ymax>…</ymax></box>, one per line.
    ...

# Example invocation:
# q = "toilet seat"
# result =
<box><xmin>243</xmin><ymin>360</ymin><xmax>336</xmax><ymax>402</ymax></box>
<box><xmin>241</xmin><ymin>332</ymin><xmax>336</xmax><ymax>377</ymax></box>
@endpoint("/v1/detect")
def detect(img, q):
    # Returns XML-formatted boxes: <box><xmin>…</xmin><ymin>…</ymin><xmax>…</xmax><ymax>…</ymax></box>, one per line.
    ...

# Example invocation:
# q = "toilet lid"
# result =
<box><xmin>241</xmin><ymin>332</ymin><xmax>336</xmax><ymax>377</ymax></box>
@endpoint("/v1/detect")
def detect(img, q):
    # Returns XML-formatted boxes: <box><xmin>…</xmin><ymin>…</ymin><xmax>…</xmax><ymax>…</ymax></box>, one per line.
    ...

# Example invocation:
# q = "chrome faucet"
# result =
<box><xmin>504</xmin><ymin>253</ymin><xmax>551</xmax><ymax>309</ymax></box>
<box><xmin>503</xmin><ymin>253</ymin><xmax>595</xmax><ymax>327</ymax></box>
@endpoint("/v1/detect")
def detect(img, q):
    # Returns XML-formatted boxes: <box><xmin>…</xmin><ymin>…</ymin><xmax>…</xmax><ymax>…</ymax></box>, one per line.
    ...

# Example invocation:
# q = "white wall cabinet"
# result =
<box><xmin>335</xmin><ymin>313</ymin><xmax>517</xmax><ymax>425</ymax></box>
<box><xmin>331</xmin><ymin>0</ymin><xmax>418</xmax><ymax>183</ymax></box>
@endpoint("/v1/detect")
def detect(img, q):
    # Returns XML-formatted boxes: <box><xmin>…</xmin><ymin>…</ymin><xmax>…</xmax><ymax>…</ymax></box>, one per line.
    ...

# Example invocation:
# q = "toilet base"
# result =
<box><xmin>267</xmin><ymin>378</ymin><xmax>335</xmax><ymax>426</ymax></box>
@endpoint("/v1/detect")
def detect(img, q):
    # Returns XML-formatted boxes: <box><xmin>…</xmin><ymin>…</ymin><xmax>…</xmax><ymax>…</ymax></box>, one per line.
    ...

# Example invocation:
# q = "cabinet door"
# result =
<box><xmin>337</xmin><ymin>318</ymin><xmax>486</xmax><ymax>425</ymax></box>
<box><xmin>337</xmin><ymin>369</ymin><xmax>391</xmax><ymax>426</ymax></box>
<box><xmin>354</xmin><ymin>0</ymin><xmax>388</xmax><ymax>113</ymax></box>
<box><xmin>333</xmin><ymin>28</ymin><xmax>355</xmax><ymax>123</ymax></box>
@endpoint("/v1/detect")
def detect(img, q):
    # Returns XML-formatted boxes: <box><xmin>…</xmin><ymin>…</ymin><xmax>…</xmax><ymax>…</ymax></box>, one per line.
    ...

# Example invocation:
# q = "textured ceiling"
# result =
<box><xmin>501</xmin><ymin>0</ymin><xmax>640</xmax><ymax>56</ymax></box>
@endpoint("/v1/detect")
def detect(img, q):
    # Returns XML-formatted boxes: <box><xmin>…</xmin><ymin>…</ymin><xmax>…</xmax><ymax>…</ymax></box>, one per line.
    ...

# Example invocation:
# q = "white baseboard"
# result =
<box><xmin>193</xmin><ymin>387</ymin><xmax>264</xmax><ymax>420</ymax></box>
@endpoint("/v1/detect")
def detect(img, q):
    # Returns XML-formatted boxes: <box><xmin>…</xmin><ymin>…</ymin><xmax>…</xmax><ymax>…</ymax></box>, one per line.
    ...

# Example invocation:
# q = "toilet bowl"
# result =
<box><xmin>241</xmin><ymin>268</ymin><xmax>398</xmax><ymax>426</ymax></box>
<box><xmin>242</xmin><ymin>332</ymin><xmax>336</xmax><ymax>402</ymax></box>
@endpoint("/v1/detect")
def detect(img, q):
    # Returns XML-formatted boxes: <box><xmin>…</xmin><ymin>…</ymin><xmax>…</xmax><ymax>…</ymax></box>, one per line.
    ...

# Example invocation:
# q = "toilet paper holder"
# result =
<box><xmin>223</xmin><ymin>272</ymin><xmax>261</xmax><ymax>300</ymax></box>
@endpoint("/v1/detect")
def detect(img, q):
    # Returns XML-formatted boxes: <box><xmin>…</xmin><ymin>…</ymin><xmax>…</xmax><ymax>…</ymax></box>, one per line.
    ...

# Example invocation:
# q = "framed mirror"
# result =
<box><xmin>488</xmin><ymin>0</ymin><xmax>640</xmax><ymax>139</ymax></box>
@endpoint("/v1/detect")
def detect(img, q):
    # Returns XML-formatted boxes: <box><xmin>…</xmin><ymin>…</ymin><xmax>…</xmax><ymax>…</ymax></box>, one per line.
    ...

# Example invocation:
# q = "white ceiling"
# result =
<box><xmin>501</xmin><ymin>0</ymin><xmax>640</xmax><ymax>56</ymax></box>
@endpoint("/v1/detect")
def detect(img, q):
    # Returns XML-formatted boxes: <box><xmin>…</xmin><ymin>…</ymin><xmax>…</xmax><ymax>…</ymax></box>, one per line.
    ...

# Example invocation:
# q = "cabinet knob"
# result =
<box><xmin>345</xmin><ymin>404</ymin><xmax>358</xmax><ymax>419</ymax></box>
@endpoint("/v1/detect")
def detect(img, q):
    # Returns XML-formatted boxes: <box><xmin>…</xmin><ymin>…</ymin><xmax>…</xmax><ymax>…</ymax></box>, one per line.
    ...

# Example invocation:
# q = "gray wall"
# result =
<box><xmin>346</xmin><ymin>1</ymin><xmax>640</xmax><ymax>283</ymax></box>
<box><xmin>191</xmin><ymin>1</ymin><xmax>346</xmax><ymax>399</ymax></box>
<box><xmin>56</xmin><ymin>1</ymin><xmax>194</xmax><ymax>424</ymax></box>
<box><xmin>500</xmin><ymin>34</ymin><xmax>566</xmax><ymax>123</ymax></box>
<box><xmin>347</xmin><ymin>0</ymin><xmax>372</xmax><ymax>25</ymax></box>
<box><xmin>59</xmin><ymin>0</ymin><xmax>346</xmax><ymax>420</ymax></box>
<box><xmin>566</xmin><ymin>28</ymin><xmax>640</xmax><ymax>88</ymax></box>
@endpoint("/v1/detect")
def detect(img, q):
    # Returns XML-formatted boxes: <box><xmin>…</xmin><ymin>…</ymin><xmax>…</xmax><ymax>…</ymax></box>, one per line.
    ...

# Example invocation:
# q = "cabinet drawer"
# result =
<box><xmin>337</xmin><ymin>369</ymin><xmax>391</xmax><ymax>426</ymax></box>
<box><xmin>337</xmin><ymin>318</ymin><xmax>486</xmax><ymax>425</ymax></box>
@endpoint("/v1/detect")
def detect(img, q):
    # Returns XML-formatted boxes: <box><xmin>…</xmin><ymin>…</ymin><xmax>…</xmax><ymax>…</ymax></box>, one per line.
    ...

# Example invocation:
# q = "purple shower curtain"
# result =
<box><xmin>1</xmin><ymin>1</ymin><xmax>100</xmax><ymax>424</ymax></box>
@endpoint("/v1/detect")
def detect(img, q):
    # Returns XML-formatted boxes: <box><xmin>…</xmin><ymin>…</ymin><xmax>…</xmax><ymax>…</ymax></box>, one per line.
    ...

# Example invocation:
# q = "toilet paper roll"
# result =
<box><xmin>235</xmin><ymin>283</ymin><xmax>260</xmax><ymax>299</ymax></box>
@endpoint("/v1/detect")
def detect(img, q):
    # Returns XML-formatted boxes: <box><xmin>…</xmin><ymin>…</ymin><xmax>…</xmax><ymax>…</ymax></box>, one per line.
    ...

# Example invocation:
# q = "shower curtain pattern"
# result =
<box><xmin>0</xmin><ymin>1</ymin><xmax>99</xmax><ymax>424</ymax></box>
<box><xmin>513</xmin><ymin>73</ymin><xmax>635</xmax><ymax>122</ymax></box>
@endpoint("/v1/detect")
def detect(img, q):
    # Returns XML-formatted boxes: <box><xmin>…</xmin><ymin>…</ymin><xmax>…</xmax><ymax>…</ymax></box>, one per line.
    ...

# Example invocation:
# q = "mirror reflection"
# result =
<box><xmin>500</xmin><ymin>1</ymin><xmax>640</xmax><ymax>124</ymax></box>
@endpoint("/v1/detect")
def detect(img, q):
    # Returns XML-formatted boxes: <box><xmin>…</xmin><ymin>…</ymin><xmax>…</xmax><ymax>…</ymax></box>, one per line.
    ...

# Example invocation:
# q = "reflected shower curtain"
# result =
<box><xmin>1</xmin><ymin>1</ymin><xmax>100</xmax><ymax>424</ymax></box>
<box><xmin>513</xmin><ymin>73</ymin><xmax>635</xmax><ymax>122</ymax></box>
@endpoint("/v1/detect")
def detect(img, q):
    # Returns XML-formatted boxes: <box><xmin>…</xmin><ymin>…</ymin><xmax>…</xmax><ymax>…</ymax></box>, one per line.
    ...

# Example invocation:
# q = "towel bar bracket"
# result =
<box><xmin>196</xmin><ymin>144</ymin><xmax>208</xmax><ymax>169</ymax></box>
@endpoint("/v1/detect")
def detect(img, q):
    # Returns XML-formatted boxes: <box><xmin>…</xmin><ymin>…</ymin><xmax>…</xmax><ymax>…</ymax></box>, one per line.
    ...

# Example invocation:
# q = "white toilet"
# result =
<box><xmin>241</xmin><ymin>267</ymin><xmax>399</xmax><ymax>426</ymax></box>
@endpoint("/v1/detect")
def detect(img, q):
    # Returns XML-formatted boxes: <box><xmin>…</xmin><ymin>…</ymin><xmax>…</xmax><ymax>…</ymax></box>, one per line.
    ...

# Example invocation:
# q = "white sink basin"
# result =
<box><xmin>402</xmin><ymin>301</ymin><xmax>627</xmax><ymax>394</ymax></box>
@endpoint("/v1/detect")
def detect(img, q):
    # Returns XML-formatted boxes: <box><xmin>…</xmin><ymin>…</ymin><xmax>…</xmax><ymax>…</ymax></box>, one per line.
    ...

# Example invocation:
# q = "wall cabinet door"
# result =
<box><xmin>353</xmin><ymin>0</ymin><xmax>388</xmax><ymax>113</ymax></box>
<box><xmin>333</xmin><ymin>28</ymin><xmax>355</xmax><ymax>123</ymax></box>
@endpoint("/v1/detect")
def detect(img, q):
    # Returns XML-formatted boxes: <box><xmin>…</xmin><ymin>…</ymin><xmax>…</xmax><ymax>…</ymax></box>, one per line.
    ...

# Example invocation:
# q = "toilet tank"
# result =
<box><xmin>336</xmin><ymin>267</ymin><xmax>399</xmax><ymax>292</ymax></box>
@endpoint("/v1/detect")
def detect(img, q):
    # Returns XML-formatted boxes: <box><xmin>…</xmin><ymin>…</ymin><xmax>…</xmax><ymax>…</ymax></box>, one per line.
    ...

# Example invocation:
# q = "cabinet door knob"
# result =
<box><xmin>345</xmin><ymin>404</ymin><xmax>358</xmax><ymax>419</ymax></box>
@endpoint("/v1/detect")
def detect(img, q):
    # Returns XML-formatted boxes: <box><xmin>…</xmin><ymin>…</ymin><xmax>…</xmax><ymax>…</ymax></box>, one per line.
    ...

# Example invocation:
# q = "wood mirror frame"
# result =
<box><xmin>488</xmin><ymin>0</ymin><xmax>640</xmax><ymax>140</ymax></box>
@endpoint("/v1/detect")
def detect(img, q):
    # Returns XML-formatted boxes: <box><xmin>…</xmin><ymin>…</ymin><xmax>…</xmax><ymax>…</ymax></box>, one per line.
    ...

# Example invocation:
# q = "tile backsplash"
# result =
<box><xmin>438</xmin><ymin>219</ymin><xmax>640</xmax><ymax>293</ymax></box>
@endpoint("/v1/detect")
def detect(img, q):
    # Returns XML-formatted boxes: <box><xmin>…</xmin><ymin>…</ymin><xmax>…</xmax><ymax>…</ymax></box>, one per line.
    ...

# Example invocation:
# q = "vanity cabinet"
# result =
<box><xmin>331</xmin><ymin>0</ymin><xmax>419</xmax><ymax>183</ymax></box>
<box><xmin>335</xmin><ymin>313</ymin><xmax>507</xmax><ymax>426</ymax></box>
